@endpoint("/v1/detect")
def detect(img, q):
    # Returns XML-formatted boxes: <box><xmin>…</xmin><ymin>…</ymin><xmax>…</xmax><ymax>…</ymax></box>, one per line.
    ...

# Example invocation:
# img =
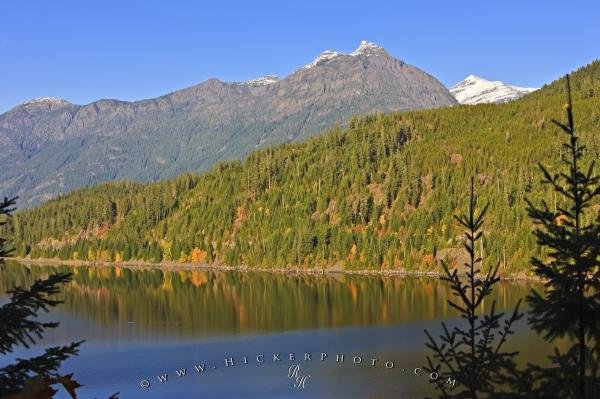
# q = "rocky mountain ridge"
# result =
<box><xmin>0</xmin><ymin>41</ymin><xmax>456</xmax><ymax>207</ymax></box>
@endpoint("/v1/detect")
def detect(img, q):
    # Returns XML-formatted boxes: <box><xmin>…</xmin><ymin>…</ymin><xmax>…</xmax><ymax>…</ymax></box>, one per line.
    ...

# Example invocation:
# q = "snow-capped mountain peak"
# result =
<box><xmin>450</xmin><ymin>75</ymin><xmax>537</xmax><ymax>104</ymax></box>
<box><xmin>350</xmin><ymin>40</ymin><xmax>386</xmax><ymax>56</ymax></box>
<box><xmin>303</xmin><ymin>50</ymin><xmax>343</xmax><ymax>69</ymax></box>
<box><xmin>239</xmin><ymin>75</ymin><xmax>279</xmax><ymax>86</ymax></box>
<box><xmin>23</xmin><ymin>97</ymin><xmax>70</xmax><ymax>105</ymax></box>
<box><xmin>302</xmin><ymin>41</ymin><xmax>388</xmax><ymax>70</ymax></box>
<box><xmin>464</xmin><ymin>74</ymin><xmax>484</xmax><ymax>82</ymax></box>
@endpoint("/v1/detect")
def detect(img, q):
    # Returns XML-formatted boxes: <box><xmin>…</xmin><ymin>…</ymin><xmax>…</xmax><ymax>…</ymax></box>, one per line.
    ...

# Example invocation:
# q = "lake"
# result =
<box><xmin>0</xmin><ymin>261</ymin><xmax>549</xmax><ymax>398</ymax></box>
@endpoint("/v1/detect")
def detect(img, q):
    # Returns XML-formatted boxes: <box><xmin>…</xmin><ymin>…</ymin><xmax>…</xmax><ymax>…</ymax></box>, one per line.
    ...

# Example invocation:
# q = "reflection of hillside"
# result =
<box><xmin>0</xmin><ymin>262</ymin><xmax>536</xmax><ymax>338</ymax></box>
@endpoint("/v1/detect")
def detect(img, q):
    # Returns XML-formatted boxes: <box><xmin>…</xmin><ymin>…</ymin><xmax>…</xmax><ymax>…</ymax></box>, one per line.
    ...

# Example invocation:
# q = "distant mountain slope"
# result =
<box><xmin>450</xmin><ymin>75</ymin><xmax>537</xmax><ymax>104</ymax></box>
<box><xmin>0</xmin><ymin>41</ymin><xmax>456</xmax><ymax>207</ymax></box>
<box><xmin>5</xmin><ymin>60</ymin><xmax>600</xmax><ymax>274</ymax></box>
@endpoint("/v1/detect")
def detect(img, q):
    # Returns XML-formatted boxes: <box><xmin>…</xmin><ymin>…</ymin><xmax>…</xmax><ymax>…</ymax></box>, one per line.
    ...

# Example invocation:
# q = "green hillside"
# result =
<box><xmin>4</xmin><ymin>61</ymin><xmax>600</xmax><ymax>275</ymax></box>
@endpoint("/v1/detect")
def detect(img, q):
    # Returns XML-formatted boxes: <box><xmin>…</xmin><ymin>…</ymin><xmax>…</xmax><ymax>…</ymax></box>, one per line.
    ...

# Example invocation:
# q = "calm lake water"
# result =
<box><xmin>0</xmin><ymin>262</ymin><xmax>549</xmax><ymax>398</ymax></box>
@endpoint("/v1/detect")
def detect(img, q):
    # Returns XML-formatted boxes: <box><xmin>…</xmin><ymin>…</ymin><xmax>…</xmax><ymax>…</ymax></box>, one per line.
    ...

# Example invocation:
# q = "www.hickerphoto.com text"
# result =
<box><xmin>138</xmin><ymin>351</ymin><xmax>456</xmax><ymax>390</ymax></box>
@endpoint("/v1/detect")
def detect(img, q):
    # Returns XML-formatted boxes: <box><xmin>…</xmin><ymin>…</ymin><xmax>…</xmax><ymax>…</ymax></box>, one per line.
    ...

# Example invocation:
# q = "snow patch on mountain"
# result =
<box><xmin>350</xmin><ymin>40</ymin><xmax>386</xmax><ymax>56</ymax></box>
<box><xmin>450</xmin><ymin>75</ymin><xmax>537</xmax><ymax>104</ymax></box>
<box><xmin>302</xmin><ymin>40</ymin><xmax>388</xmax><ymax>70</ymax></box>
<box><xmin>23</xmin><ymin>97</ymin><xmax>70</xmax><ymax>105</ymax></box>
<box><xmin>239</xmin><ymin>75</ymin><xmax>279</xmax><ymax>86</ymax></box>
<box><xmin>303</xmin><ymin>50</ymin><xmax>343</xmax><ymax>69</ymax></box>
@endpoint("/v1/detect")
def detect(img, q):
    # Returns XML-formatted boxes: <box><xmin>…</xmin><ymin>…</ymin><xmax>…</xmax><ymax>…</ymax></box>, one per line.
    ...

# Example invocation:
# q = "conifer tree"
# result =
<box><xmin>0</xmin><ymin>196</ymin><xmax>84</xmax><ymax>398</ymax></box>
<box><xmin>424</xmin><ymin>180</ymin><xmax>523</xmax><ymax>398</ymax></box>
<box><xmin>524</xmin><ymin>75</ymin><xmax>600</xmax><ymax>398</ymax></box>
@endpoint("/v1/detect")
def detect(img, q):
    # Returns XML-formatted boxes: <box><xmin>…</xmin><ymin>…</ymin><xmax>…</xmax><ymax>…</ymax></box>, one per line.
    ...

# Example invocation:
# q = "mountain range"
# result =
<box><xmin>0</xmin><ymin>41</ymin><xmax>456</xmax><ymax>208</ymax></box>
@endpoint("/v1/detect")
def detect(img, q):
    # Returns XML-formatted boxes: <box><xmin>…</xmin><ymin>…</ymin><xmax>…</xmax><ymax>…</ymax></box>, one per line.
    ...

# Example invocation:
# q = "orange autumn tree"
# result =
<box><xmin>190</xmin><ymin>247</ymin><xmax>208</xmax><ymax>263</ymax></box>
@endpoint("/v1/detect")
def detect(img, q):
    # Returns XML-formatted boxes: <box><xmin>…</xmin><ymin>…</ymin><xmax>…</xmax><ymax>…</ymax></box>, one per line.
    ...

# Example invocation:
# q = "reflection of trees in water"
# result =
<box><xmin>0</xmin><ymin>262</ymin><xmax>532</xmax><ymax>338</ymax></box>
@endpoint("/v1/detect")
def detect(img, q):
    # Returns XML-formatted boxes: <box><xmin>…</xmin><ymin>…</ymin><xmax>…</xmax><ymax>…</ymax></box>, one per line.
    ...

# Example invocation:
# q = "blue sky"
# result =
<box><xmin>1</xmin><ymin>0</ymin><xmax>599</xmax><ymax>113</ymax></box>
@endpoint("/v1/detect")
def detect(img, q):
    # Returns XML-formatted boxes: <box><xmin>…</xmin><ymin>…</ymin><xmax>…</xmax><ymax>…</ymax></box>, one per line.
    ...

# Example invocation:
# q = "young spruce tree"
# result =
<box><xmin>524</xmin><ymin>75</ymin><xmax>600</xmax><ymax>399</ymax></box>
<box><xmin>0</xmin><ymin>196</ymin><xmax>84</xmax><ymax>398</ymax></box>
<box><xmin>424</xmin><ymin>179</ymin><xmax>524</xmax><ymax>399</ymax></box>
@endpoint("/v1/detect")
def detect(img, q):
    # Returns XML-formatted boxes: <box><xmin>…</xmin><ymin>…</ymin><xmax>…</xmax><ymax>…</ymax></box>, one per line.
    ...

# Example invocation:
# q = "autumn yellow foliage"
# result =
<box><xmin>555</xmin><ymin>214</ymin><xmax>568</xmax><ymax>226</ymax></box>
<box><xmin>347</xmin><ymin>244</ymin><xmax>357</xmax><ymax>261</ymax></box>
<box><xmin>191</xmin><ymin>247</ymin><xmax>208</xmax><ymax>263</ymax></box>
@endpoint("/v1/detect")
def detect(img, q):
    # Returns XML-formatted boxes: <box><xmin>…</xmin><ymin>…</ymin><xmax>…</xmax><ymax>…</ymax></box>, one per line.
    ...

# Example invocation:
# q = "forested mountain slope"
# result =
<box><xmin>4</xmin><ymin>61</ymin><xmax>600</xmax><ymax>275</ymax></box>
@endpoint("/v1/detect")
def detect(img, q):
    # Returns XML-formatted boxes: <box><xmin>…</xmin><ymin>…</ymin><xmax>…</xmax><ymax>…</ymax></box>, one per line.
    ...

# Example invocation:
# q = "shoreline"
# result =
<box><xmin>4</xmin><ymin>256</ymin><xmax>542</xmax><ymax>284</ymax></box>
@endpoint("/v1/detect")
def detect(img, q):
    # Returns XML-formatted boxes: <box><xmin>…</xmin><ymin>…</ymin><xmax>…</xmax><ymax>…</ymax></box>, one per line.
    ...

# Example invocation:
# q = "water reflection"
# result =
<box><xmin>0</xmin><ymin>261</ymin><xmax>551</xmax><ymax>398</ymax></box>
<box><xmin>0</xmin><ymin>261</ymin><xmax>535</xmax><ymax>339</ymax></box>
